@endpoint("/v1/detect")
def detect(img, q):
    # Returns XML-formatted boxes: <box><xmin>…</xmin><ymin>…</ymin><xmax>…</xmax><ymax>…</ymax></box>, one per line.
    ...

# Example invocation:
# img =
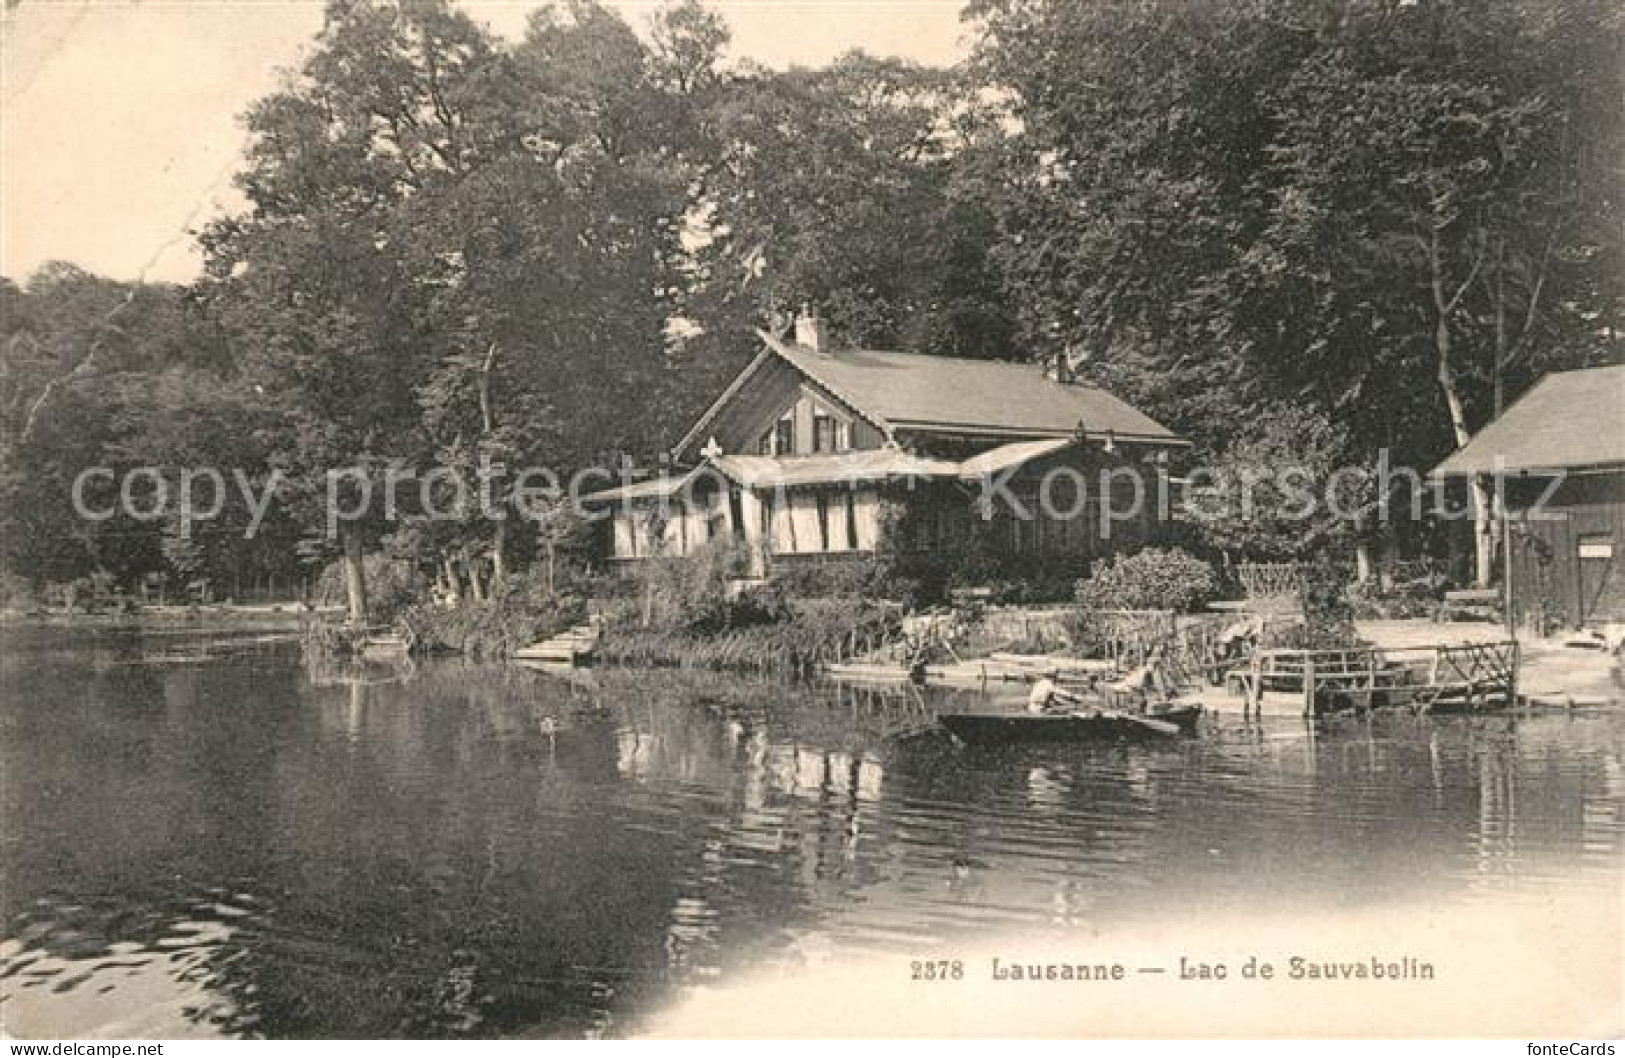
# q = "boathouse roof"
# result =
<box><xmin>1433</xmin><ymin>363</ymin><xmax>1625</xmax><ymax>476</ymax></box>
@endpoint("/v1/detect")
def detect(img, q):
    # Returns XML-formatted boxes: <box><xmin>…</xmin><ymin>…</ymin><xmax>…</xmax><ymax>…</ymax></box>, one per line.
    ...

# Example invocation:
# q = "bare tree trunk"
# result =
<box><xmin>1437</xmin><ymin>339</ymin><xmax>1494</xmax><ymax>587</ymax></box>
<box><xmin>1354</xmin><ymin>539</ymin><xmax>1373</xmax><ymax>584</ymax></box>
<box><xmin>1493</xmin><ymin>240</ymin><xmax>1509</xmax><ymax>416</ymax></box>
<box><xmin>341</xmin><ymin>527</ymin><xmax>369</xmax><ymax>627</ymax></box>
<box><xmin>442</xmin><ymin>555</ymin><xmax>463</xmax><ymax>604</ymax></box>
<box><xmin>478</xmin><ymin>343</ymin><xmax>505</xmax><ymax>599</ymax></box>
<box><xmin>1429</xmin><ymin>226</ymin><xmax>1494</xmax><ymax>588</ymax></box>
<box><xmin>478</xmin><ymin>342</ymin><xmax>497</xmax><ymax>436</ymax></box>
<box><xmin>491</xmin><ymin>522</ymin><xmax>508</xmax><ymax>588</ymax></box>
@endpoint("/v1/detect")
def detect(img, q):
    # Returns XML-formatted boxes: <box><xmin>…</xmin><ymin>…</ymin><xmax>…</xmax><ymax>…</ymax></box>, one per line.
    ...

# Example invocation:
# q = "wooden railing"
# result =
<box><xmin>1228</xmin><ymin>640</ymin><xmax>1519</xmax><ymax>717</ymax></box>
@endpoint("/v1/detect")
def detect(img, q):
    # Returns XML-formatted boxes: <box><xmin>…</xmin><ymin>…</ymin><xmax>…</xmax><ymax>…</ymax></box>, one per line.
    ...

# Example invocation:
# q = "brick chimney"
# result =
<box><xmin>794</xmin><ymin>304</ymin><xmax>826</xmax><ymax>352</ymax></box>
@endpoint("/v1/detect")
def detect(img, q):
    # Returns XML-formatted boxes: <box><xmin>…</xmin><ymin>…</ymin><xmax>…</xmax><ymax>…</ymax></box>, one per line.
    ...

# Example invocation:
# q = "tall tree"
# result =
<box><xmin>0</xmin><ymin>266</ymin><xmax>228</xmax><ymax>593</ymax></box>
<box><xmin>199</xmin><ymin>0</ymin><xmax>512</xmax><ymax>624</ymax></box>
<box><xmin>1253</xmin><ymin>0</ymin><xmax>1625</xmax><ymax>583</ymax></box>
<box><xmin>970</xmin><ymin>0</ymin><xmax>1624</xmax><ymax>581</ymax></box>
<box><xmin>680</xmin><ymin>52</ymin><xmax>1015</xmax><ymax>374</ymax></box>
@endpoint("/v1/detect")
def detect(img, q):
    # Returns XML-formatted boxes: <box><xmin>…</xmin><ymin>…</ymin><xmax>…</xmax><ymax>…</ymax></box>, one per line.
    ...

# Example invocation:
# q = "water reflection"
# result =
<box><xmin>1</xmin><ymin>626</ymin><xmax>1621</xmax><ymax>1038</ymax></box>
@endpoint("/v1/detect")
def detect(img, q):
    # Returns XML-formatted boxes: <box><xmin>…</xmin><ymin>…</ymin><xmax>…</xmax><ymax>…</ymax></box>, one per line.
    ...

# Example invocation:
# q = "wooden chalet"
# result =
<box><xmin>1434</xmin><ymin>363</ymin><xmax>1625</xmax><ymax>629</ymax></box>
<box><xmin>587</xmin><ymin>311</ymin><xmax>1188</xmax><ymax>576</ymax></box>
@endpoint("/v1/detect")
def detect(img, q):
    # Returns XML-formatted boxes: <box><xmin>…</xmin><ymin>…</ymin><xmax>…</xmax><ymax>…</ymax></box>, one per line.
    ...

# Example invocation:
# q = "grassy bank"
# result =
<box><xmin>594</xmin><ymin>598</ymin><xmax>901</xmax><ymax>677</ymax></box>
<box><xmin>589</xmin><ymin>547</ymin><xmax>903</xmax><ymax>676</ymax></box>
<box><xmin>397</xmin><ymin>595</ymin><xmax>586</xmax><ymax>658</ymax></box>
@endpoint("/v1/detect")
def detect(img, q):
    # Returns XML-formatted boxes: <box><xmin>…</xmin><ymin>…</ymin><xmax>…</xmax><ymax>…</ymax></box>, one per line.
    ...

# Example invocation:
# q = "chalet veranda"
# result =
<box><xmin>583</xmin><ymin>311</ymin><xmax>1189</xmax><ymax>577</ymax></box>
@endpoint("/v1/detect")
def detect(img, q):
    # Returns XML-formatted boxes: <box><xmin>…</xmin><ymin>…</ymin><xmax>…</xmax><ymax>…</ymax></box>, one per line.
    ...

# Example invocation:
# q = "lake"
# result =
<box><xmin>2</xmin><ymin>626</ymin><xmax>1621</xmax><ymax>1038</ymax></box>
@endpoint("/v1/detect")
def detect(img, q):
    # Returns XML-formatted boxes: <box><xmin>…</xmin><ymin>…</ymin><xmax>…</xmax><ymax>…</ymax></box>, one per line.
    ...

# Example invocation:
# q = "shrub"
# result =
<box><xmin>397</xmin><ymin>593</ymin><xmax>586</xmax><ymax>659</ymax></box>
<box><xmin>1346</xmin><ymin>578</ymin><xmax>1442</xmax><ymax>620</ymax></box>
<box><xmin>1076</xmin><ymin>547</ymin><xmax>1219</xmax><ymax>613</ymax></box>
<box><xmin>620</xmin><ymin>543</ymin><xmax>791</xmax><ymax>634</ymax></box>
<box><xmin>1300</xmin><ymin>556</ymin><xmax>1358</xmax><ymax>647</ymax></box>
<box><xmin>314</xmin><ymin>555</ymin><xmax>426</xmax><ymax>621</ymax></box>
<box><xmin>595</xmin><ymin>596</ymin><xmax>901</xmax><ymax>675</ymax></box>
<box><xmin>0</xmin><ymin>569</ymin><xmax>40</xmax><ymax>612</ymax></box>
<box><xmin>769</xmin><ymin>555</ymin><xmax>908</xmax><ymax>600</ymax></box>
<box><xmin>300</xmin><ymin>618</ymin><xmax>373</xmax><ymax>657</ymax></box>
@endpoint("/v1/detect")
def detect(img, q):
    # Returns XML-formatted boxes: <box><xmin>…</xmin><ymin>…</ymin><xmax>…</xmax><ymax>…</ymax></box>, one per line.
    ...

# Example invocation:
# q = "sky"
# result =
<box><xmin>1</xmin><ymin>0</ymin><xmax>969</xmax><ymax>286</ymax></box>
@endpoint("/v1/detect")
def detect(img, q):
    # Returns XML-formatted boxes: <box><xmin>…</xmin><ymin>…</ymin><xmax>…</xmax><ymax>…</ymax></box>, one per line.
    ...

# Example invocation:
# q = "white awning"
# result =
<box><xmin>957</xmin><ymin>437</ymin><xmax>1075</xmax><ymax>479</ymax></box>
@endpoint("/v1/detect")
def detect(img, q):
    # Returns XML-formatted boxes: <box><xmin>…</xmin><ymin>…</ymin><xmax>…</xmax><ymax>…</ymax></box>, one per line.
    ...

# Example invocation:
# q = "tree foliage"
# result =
<box><xmin>971</xmin><ymin>0</ymin><xmax>1623</xmax><ymax>466</ymax></box>
<box><xmin>5</xmin><ymin>0</ymin><xmax>1620</xmax><ymax>607</ymax></box>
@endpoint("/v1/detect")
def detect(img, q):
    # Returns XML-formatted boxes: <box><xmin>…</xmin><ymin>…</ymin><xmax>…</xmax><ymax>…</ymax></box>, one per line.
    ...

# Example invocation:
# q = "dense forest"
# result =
<box><xmin>3</xmin><ymin>0</ymin><xmax>1622</xmax><ymax>621</ymax></box>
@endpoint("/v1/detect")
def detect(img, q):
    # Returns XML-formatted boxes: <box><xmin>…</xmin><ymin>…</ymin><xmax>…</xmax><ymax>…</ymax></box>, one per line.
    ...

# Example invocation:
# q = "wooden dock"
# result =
<box><xmin>359</xmin><ymin>632</ymin><xmax>411</xmax><ymax>658</ymax></box>
<box><xmin>513</xmin><ymin>620</ymin><xmax>603</xmax><ymax>665</ymax></box>
<box><xmin>1224</xmin><ymin>641</ymin><xmax>1520</xmax><ymax>717</ymax></box>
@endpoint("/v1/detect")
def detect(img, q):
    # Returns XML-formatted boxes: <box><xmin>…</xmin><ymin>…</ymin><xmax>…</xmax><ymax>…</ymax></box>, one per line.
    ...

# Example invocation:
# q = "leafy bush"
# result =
<box><xmin>621</xmin><ymin>543</ymin><xmax>791</xmax><ymax>634</ymax></box>
<box><xmin>769</xmin><ymin>555</ymin><xmax>921</xmax><ymax>602</ymax></box>
<box><xmin>314</xmin><ymin>555</ymin><xmax>426</xmax><ymax>621</ymax></box>
<box><xmin>1346</xmin><ymin>577</ymin><xmax>1442</xmax><ymax>620</ymax></box>
<box><xmin>1075</xmin><ymin>547</ymin><xmax>1219</xmax><ymax>613</ymax></box>
<box><xmin>1192</xmin><ymin>404</ymin><xmax>1369</xmax><ymax>560</ymax></box>
<box><xmin>872</xmin><ymin>500</ymin><xmax>1092</xmax><ymax>606</ymax></box>
<box><xmin>1301</xmin><ymin>557</ymin><xmax>1359</xmax><ymax>647</ymax></box>
<box><xmin>299</xmin><ymin>618</ymin><xmax>373</xmax><ymax>657</ymax></box>
<box><xmin>0</xmin><ymin>569</ymin><xmax>40</xmax><ymax>612</ymax></box>
<box><xmin>595</xmin><ymin>596</ymin><xmax>900</xmax><ymax>675</ymax></box>
<box><xmin>397</xmin><ymin>593</ymin><xmax>586</xmax><ymax>659</ymax></box>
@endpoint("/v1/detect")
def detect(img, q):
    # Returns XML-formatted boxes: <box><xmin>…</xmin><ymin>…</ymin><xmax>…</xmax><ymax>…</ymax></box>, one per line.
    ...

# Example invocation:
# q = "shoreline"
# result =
<box><xmin>0</xmin><ymin>604</ymin><xmax>344</xmax><ymax>633</ymax></box>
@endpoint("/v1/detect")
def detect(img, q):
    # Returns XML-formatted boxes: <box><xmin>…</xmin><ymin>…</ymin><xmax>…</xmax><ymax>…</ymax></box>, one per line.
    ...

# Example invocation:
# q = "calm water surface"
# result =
<box><xmin>2</xmin><ymin>626</ymin><xmax>1621</xmax><ymax>1037</ymax></box>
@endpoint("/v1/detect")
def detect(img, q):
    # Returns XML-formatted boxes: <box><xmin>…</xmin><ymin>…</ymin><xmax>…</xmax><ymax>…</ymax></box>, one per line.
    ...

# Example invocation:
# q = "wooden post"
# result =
<box><xmin>1247</xmin><ymin>650</ymin><xmax>1262</xmax><ymax>719</ymax></box>
<box><xmin>1303</xmin><ymin>652</ymin><xmax>1317</xmax><ymax>718</ymax></box>
<box><xmin>1501</xmin><ymin>497</ymin><xmax>1517</xmax><ymax>638</ymax></box>
<box><xmin>1508</xmin><ymin>639</ymin><xmax>1521</xmax><ymax>710</ymax></box>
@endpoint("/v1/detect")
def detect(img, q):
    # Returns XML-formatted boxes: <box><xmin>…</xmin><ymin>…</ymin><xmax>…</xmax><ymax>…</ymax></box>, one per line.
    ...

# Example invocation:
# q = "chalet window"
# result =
<box><xmin>845</xmin><ymin>491</ymin><xmax>859</xmax><ymax>550</ymax></box>
<box><xmin>775</xmin><ymin>415</ymin><xmax>795</xmax><ymax>456</ymax></box>
<box><xmin>813</xmin><ymin>414</ymin><xmax>836</xmax><ymax>453</ymax></box>
<box><xmin>1577</xmin><ymin>534</ymin><xmax>1613</xmax><ymax>560</ymax></box>
<box><xmin>757</xmin><ymin>431</ymin><xmax>774</xmax><ymax>455</ymax></box>
<box><xmin>836</xmin><ymin>421</ymin><xmax>852</xmax><ymax>451</ymax></box>
<box><xmin>816</xmin><ymin>492</ymin><xmax>831</xmax><ymax>551</ymax></box>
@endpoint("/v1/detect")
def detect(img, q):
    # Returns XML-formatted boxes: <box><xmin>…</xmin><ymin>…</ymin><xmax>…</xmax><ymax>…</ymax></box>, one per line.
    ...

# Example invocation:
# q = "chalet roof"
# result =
<box><xmin>1433</xmin><ymin>364</ymin><xmax>1625</xmax><ymax>476</ymax></box>
<box><xmin>765</xmin><ymin>334</ymin><xmax>1185</xmax><ymax>443</ymax></box>
<box><xmin>673</xmin><ymin>332</ymin><xmax>1186</xmax><ymax>460</ymax></box>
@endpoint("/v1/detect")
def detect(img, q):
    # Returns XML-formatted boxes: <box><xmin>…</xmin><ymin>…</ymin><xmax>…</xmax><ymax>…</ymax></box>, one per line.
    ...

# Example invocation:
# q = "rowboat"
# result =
<box><xmin>939</xmin><ymin>703</ymin><xmax>1202</xmax><ymax>744</ymax></box>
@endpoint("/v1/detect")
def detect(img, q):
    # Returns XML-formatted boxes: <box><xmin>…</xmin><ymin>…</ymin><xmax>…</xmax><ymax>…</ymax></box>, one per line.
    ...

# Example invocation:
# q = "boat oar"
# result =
<box><xmin>1126</xmin><ymin>714</ymin><xmax>1181</xmax><ymax>737</ymax></box>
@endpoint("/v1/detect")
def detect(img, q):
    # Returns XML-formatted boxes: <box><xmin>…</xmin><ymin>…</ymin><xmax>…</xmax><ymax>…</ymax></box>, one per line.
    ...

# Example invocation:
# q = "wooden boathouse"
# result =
<box><xmin>584</xmin><ymin>310</ymin><xmax>1188</xmax><ymax>575</ymax></box>
<box><xmin>1434</xmin><ymin>363</ymin><xmax>1625</xmax><ymax>630</ymax></box>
